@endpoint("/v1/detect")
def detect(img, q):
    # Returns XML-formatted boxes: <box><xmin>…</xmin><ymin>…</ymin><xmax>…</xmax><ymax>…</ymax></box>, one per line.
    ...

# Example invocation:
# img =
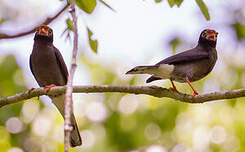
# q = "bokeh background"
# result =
<box><xmin>0</xmin><ymin>0</ymin><xmax>245</xmax><ymax>152</ymax></box>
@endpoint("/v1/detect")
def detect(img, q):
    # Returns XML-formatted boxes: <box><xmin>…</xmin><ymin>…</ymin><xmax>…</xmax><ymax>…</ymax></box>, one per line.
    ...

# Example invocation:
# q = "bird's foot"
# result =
<box><xmin>191</xmin><ymin>91</ymin><xmax>199</xmax><ymax>98</ymax></box>
<box><xmin>169</xmin><ymin>80</ymin><xmax>178</xmax><ymax>92</ymax></box>
<box><xmin>45</xmin><ymin>84</ymin><xmax>56</xmax><ymax>92</ymax></box>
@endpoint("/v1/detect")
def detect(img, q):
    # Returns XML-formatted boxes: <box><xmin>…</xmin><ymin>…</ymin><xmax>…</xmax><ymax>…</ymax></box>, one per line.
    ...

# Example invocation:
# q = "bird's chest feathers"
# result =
<box><xmin>172</xmin><ymin>49</ymin><xmax>217</xmax><ymax>82</ymax></box>
<box><xmin>33</xmin><ymin>45</ymin><xmax>57</xmax><ymax>67</ymax></box>
<box><xmin>31</xmin><ymin>44</ymin><xmax>65</xmax><ymax>86</ymax></box>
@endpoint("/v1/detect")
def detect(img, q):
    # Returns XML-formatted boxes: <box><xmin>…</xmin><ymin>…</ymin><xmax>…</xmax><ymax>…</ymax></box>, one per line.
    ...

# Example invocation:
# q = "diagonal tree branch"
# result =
<box><xmin>0</xmin><ymin>3</ymin><xmax>69</xmax><ymax>39</ymax></box>
<box><xmin>0</xmin><ymin>85</ymin><xmax>244</xmax><ymax>108</ymax></box>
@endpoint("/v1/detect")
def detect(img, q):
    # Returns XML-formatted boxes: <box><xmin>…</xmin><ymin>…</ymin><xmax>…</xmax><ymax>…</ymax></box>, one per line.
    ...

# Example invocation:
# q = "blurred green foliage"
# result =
<box><xmin>0</xmin><ymin>18</ymin><xmax>6</xmax><ymax>25</ymax></box>
<box><xmin>232</xmin><ymin>22</ymin><xmax>245</xmax><ymax>41</ymax></box>
<box><xmin>0</xmin><ymin>0</ymin><xmax>245</xmax><ymax>152</ymax></box>
<box><xmin>0</xmin><ymin>55</ymin><xmax>26</xmax><ymax>125</ymax></box>
<box><xmin>155</xmin><ymin>0</ymin><xmax>162</xmax><ymax>3</ymax></box>
<box><xmin>81</xmin><ymin>56</ymin><xmax>188</xmax><ymax>151</ymax></box>
<box><xmin>169</xmin><ymin>37</ymin><xmax>181</xmax><ymax>55</ymax></box>
<box><xmin>0</xmin><ymin>55</ymin><xmax>36</xmax><ymax>152</ymax></box>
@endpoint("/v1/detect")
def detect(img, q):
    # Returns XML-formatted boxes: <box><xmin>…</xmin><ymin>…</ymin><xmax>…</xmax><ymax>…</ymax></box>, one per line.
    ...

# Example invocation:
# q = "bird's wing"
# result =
<box><xmin>29</xmin><ymin>54</ymin><xmax>34</xmax><ymax>75</ymax></box>
<box><xmin>156</xmin><ymin>47</ymin><xmax>209</xmax><ymax>65</ymax></box>
<box><xmin>54</xmin><ymin>47</ymin><xmax>69</xmax><ymax>83</ymax></box>
<box><xmin>29</xmin><ymin>54</ymin><xmax>39</xmax><ymax>81</ymax></box>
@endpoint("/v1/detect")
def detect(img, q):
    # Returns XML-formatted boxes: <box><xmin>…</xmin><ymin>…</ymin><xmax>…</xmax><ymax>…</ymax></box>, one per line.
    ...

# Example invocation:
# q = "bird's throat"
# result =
<box><xmin>34</xmin><ymin>34</ymin><xmax>53</xmax><ymax>43</ymax></box>
<box><xmin>198</xmin><ymin>38</ymin><xmax>216</xmax><ymax>48</ymax></box>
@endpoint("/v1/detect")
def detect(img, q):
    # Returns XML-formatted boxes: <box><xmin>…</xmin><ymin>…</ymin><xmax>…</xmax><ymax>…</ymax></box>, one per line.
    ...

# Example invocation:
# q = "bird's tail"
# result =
<box><xmin>70</xmin><ymin>113</ymin><xmax>82</xmax><ymax>147</ymax></box>
<box><xmin>126</xmin><ymin>66</ymin><xmax>158</xmax><ymax>74</ymax></box>
<box><xmin>51</xmin><ymin>94</ymin><xmax>82</xmax><ymax>147</ymax></box>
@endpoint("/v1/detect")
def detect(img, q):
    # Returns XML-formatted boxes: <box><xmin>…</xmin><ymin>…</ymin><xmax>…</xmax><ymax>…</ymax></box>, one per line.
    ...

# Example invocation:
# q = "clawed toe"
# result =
<box><xmin>191</xmin><ymin>91</ymin><xmax>199</xmax><ymax>98</ymax></box>
<box><xmin>45</xmin><ymin>84</ymin><xmax>56</xmax><ymax>92</ymax></box>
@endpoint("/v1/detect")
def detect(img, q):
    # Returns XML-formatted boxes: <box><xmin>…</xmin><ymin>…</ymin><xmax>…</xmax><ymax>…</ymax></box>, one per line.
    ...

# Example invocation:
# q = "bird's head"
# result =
<box><xmin>198</xmin><ymin>29</ymin><xmax>218</xmax><ymax>47</ymax></box>
<box><xmin>34</xmin><ymin>25</ymin><xmax>53</xmax><ymax>42</ymax></box>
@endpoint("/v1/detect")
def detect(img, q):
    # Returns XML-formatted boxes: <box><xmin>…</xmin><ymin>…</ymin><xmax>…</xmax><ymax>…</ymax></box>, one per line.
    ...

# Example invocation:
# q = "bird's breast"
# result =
<box><xmin>31</xmin><ymin>46</ymin><xmax>66</xmax><ymax>86</ymax></box>
<box><xmin>171</xmin><ymin>57</ymin><xmax>217</xmax><ymax>82</ymax></box>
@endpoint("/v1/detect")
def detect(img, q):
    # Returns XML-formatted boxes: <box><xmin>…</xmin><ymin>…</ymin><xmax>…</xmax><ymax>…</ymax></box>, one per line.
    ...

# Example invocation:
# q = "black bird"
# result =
<box><xmin>29</xmin><ymin>25</ymin><xmax>82</xmax><ymax>147</ymax></box>
<box><xmin>126</xmin><ymin>29</ymin><xmax>218</xmax><ymax>97</ymax></box>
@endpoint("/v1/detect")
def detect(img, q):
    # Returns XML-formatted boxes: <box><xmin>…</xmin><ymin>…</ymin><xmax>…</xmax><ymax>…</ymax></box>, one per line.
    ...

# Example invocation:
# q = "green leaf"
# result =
<box><xmin>168</xmin><ymin>0</ymin><xmax>175</xmax><ymax>7</ymax></box>
<box><xmin>87</xmin><ymin>27</ymin><xmax>98</xmax><ymax>53</ymax></box>
<box><xmin>169</xmin><ymin>37</ymin><xmax>181</xmax><ymax>55</ymax></box>
<box><xmin>0</xmin><ymin>18</ymin><xmax>6</xmax><ymax>25</ymax></box>
<box><xmin>60</xmin><ymin>18</ymin><xmax>73</xmax><ymax>41</ymax></box>
<box><xmin>75</xmin><ymin>0</ymin><xmax>97</xmax><ymax>14</ymax></box>
<box><xmin>99</xmin><ymin>0</ymin><xmax>116</xmax><ymax>12</ymax></box>
<box><xmin>175</xmin><ymin>0</ymin><xmax>183</xmax><ymax>7</ymax></box>
<box><xmin>66</xmin><ymin>18</ymin><xmax>73</xmax><ymax>31</ymax></box>
<box><xmin>232</xmin><ymin>22</ymin><xmax>245</xmax><ymax>41</ymax></box>
<box><xmin>168</xmin><ymin>0</ymin><xmax>183</xmax><ymax>7</ymax></box>
<box><xmin>155</xmin><ymin>0</ymin><xmax>163</xmax><ymax>3</ymax></box>
<box><xmin>195</xmin><ymin>0</ymin><xmax>210</xmax><ymax>20</ymax></box>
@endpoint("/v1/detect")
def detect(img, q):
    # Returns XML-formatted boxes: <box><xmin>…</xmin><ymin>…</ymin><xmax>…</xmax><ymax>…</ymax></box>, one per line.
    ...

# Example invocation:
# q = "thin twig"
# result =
<box><xmin>64</xmin><ymin>1</ymin><xmax>79</xmax><ymax>151</ymax></box>
<box><xmin>0</xmin><ymin>85</ymin><xmax>245</xmax><ymax>108</ymax></box>
<box><xmin>0</xmin><ymin>4</ymin><xmax>69</xmax><ymax>39</ymax></box>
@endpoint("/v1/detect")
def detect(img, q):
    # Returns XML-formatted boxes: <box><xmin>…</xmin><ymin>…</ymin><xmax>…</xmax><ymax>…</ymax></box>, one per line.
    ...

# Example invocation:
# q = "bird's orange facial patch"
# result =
<box><xmin>38</xmin><ymin>25</ymin><xmax>50</xmax><ymax>36</ymax></box>
<box><xmin>206</xmin><ymin>30</ymin><xmax>218</xmax><ymax>41</ymax></box>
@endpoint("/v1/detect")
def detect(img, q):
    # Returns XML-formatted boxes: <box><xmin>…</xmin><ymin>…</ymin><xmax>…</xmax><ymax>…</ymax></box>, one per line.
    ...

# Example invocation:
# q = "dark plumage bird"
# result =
<box><xmin>126</xmin><ymin>29</ymin><xmax>218</xmax><ymax>97</ymax></box>
<box><xmin>29</xmin><ymin>25</ymin><xmax>82</xmax><ymax>147</ymax></box>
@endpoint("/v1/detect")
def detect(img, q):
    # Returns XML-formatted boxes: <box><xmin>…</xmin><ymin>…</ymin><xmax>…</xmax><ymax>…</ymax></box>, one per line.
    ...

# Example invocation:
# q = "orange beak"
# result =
<box><xmin>207</xmin><ymin>33</ymin><xmax>215</xmax><ymax>40</ymax></box>
<box><xmin>41</xmin><ymin>28</ymin><xmax>46</xmax><ymax>33</ymax></box>
<box><xmin>206</xmin><ymin>31</ymin><xmax>217</xmax><ymax>41</ymax></box>
<box><xmin>39</xmin><ymin>26</ymin><xmax>49</xmax><ymax>36</ymax></box>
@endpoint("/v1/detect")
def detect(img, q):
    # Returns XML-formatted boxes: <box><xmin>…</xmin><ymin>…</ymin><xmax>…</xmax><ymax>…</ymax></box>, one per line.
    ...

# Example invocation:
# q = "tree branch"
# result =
<box><xmin>0</xmin><ymin>3</ymin><xmax>69</xmax><ymax>39</ymax></box>
<box><xmin>64</xmin><ymin>1</ymin><xmax>79</xmax><ymax>151</ymax></box>
<box><xmin>0</xmin><ymin>85</ymin><xmax>244</xmax><ymax>108</ymax></box>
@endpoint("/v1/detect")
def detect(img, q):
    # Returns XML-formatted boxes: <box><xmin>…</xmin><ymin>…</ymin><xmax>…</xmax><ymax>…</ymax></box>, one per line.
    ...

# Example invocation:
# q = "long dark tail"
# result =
<box><xmin>70</xmin><ymin>114</ymin><xmax>82</xmax><ymax>147</ymax></box>
<box><xmin>146</xmin><ymin>76</ymin><xmax>162</xmax><ymax>83</ymax></box>
<box><xmin>51</xmin><ymin>95</ymin><xmax>82</xmax><ymax>147</ymax></box>
<box><xmin>126</xmin><ymin>65</ymin><xmax>158</xmax><ymax>74</ymax></box>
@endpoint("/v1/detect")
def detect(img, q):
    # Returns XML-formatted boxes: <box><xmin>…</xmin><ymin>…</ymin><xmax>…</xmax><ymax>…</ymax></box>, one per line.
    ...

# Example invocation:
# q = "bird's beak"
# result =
<box><xmin>207</xmin><ymin>32</ymin><xmax>217</xmax><ymax>41</ymax></box>
<box><xmin>39</xmin><ymin>27</ymin><xmax>48</xmax><ymax>36</ymax></box>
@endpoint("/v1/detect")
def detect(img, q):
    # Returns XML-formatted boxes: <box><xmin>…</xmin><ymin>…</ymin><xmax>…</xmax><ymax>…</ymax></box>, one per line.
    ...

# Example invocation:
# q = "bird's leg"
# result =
<box><xmin>169</xmin><ymin>79</ymin><xmax>177</xmax><ymax>91</ymax></box>
<box><xmin>185</xmin><ymin>77</ymin><xmax>199</xmax><ymax>97</ymax></box>
<box><xmin>45</xmin><ymin>84</ymin><xmax>57</xmax><ymax>92</ymax></box>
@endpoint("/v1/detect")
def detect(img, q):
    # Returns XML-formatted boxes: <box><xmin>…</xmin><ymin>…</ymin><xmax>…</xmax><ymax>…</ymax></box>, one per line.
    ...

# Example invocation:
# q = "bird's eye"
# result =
<box><xmin>201</xmin><ymin>32</ymin><xmax>206</xmax><ymax>38</ymax></box>
<box><xmin>48</xmin><ymin>29</ymin><xmax>52</xmax><ymax>35</ymax></box>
